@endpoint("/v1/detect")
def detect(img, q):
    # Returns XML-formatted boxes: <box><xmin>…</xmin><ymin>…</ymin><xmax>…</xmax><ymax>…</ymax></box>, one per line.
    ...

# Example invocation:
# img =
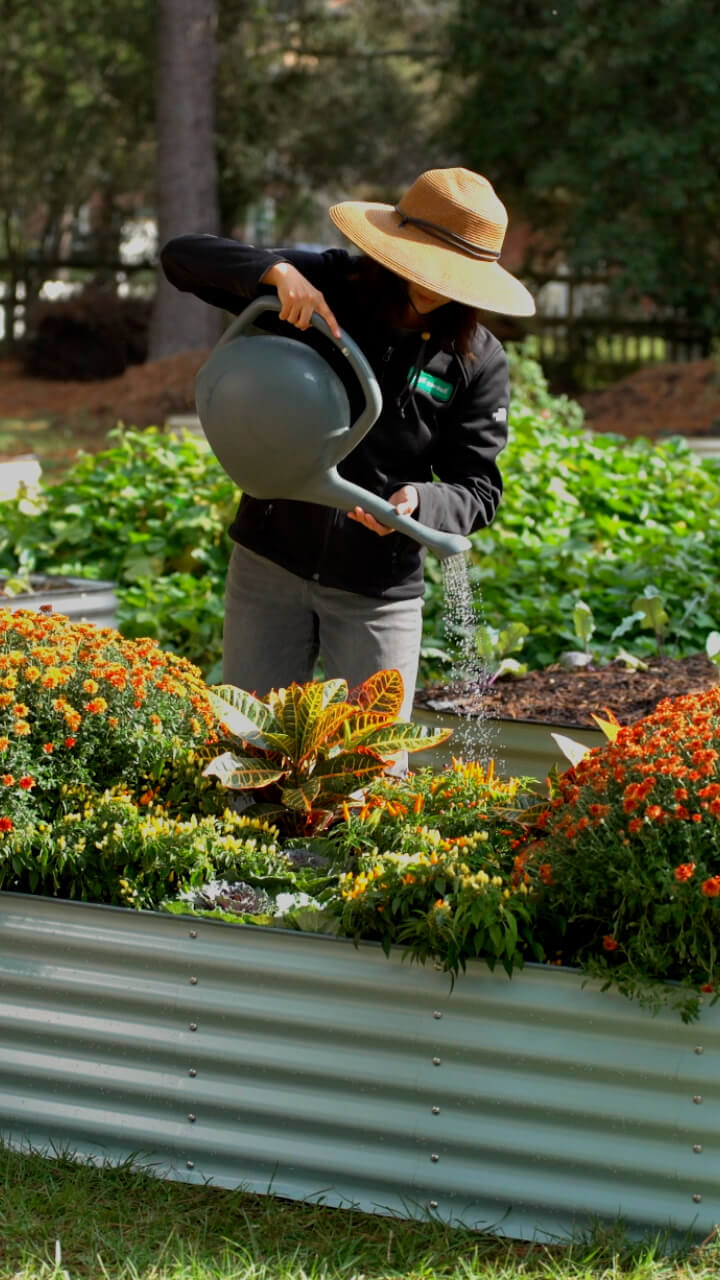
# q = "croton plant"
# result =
<box><xmin>204</xmin><ymin>669</ymin><xmax>451</xmax><ymax>835</ymax></box>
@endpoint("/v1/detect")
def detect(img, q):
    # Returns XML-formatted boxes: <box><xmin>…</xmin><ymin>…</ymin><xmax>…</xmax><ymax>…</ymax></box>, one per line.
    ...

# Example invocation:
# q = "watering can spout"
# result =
<box><xmin>303</xmin><ymin>471</ymin><xmax>471</xmax><ymax>561</ymax></box>
<box><xmin>195</xmin><ymin>296</ymin><xmax>472</xmax><ymax>562</ymax></box>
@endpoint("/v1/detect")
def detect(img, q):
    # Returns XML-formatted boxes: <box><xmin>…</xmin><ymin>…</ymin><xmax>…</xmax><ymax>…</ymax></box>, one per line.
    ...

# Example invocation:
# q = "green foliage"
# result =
<box><xmin>422</xmin><ymin>346</ymin><xmax>720</xmax><ymax>677</ymax></box>
<box><xmin>445</xmin><ymin>0</ymin><xmax>720</xmax><ymax>330</ymax></box>
<box><xmin>205</xmin><ymin>670</ymin><xmax>452</xmax><ymax>836</ymax></box>
<box><xmin>0</xmin><ymin>427</ymin><xmax>236</xmax><ymax>675</ymax></box>
<box><xmin>1</xmin><ymin>0</ymin><xmax>153</xmax><ymax>264</ymax></box>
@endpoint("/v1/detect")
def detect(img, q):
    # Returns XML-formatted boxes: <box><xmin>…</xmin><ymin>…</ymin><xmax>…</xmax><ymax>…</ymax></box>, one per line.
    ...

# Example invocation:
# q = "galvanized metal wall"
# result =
<box><xmin>411</xmin><ymin>707</ymin><xmax>603</xmax><ymax>782</ymax></box>
<box><xmin>1</xmin><ymin>891</ymin><xmax>718</xmax><ymax>1240</ymax></box>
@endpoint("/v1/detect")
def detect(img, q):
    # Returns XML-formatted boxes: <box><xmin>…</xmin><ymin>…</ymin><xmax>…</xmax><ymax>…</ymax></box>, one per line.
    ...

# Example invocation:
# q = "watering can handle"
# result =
<box><xmin>216</xmin><ymin>295</ymin><xmax>383</xmax><ymax>440</ymax></box>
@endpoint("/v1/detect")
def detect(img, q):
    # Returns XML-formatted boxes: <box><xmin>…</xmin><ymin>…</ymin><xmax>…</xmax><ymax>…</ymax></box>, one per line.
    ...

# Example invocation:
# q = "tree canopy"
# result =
<box><xmin>444</xmin><ymin>0</ymin><xmax>720</xmax><ymax>328</ymax></box>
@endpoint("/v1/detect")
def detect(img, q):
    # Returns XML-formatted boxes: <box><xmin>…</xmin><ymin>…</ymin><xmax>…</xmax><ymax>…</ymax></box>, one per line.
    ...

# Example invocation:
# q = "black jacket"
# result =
<box><xmin>160</xmin><ymin>236</ymin><xmax>510</xmax><ymax>600</ymax></box>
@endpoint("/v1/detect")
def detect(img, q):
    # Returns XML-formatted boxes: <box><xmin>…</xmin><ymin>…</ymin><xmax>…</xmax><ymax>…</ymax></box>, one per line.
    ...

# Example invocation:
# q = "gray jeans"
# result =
<box><xmin>222</xmin><ymin>543</ymin><xmax>423</xmax><ymax>720</ymax></box>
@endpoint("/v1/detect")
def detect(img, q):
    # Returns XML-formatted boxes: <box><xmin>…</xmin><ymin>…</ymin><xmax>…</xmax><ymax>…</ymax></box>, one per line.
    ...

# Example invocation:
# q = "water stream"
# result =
<box><xmin>435</xmin><ymin>551</ymin><xmax>497</xmax><ymax>763</ymax></box>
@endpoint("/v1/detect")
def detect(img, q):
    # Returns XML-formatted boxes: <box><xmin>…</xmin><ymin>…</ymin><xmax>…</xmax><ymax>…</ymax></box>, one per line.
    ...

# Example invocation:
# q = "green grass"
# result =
<box><xmin>1</xmin><ymin>1143</ymin><xmax>719</xmax><ymax>1280</ymax></box>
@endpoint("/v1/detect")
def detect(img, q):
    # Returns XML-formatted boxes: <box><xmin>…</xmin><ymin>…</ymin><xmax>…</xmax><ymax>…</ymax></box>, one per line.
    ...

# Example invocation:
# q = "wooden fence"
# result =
<box><xmin>0</xmin><ymin>259</ymin><xmax>712</xmax><ymax>390</ymax></box>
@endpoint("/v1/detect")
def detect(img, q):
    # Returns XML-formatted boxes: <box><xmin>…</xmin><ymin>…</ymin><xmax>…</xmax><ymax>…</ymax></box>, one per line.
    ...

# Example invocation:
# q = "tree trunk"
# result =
<box><xmin>149</xmin><ymin>0</ymin><xmax>222</xmax><ymax>359</ymax></box>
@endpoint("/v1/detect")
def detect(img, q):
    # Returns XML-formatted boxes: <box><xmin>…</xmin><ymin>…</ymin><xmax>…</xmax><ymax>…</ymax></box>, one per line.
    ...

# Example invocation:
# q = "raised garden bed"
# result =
<box><xmin>0</xmin><ymin>574</ymin><xmax>118</xmax><ymax>628</ymax></box>
<box><xmin>414</xmin><ymin>653</ymin><xmax>720</xmax><ymax>780</ymax></box>
<box><xmin>1</xmin><ymin>889</ymin><xmax>718</xmax><ymax>1243</ymax></box>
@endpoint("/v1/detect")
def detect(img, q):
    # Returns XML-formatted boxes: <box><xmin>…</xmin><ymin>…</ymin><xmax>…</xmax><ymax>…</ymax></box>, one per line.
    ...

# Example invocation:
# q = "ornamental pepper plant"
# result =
<box><xmin>523</xmin><ymin>687</ymin><xmax>720</xmax><ymax>1020</ymax></box>
<box><xmin>331</xmin><ymin>759</ymin><xmax>542</xmax><ymax>978</ymax></box>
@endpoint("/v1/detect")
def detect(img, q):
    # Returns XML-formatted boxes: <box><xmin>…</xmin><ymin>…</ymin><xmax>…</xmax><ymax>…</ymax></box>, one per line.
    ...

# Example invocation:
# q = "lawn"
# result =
<box><xmin>1</xmin><ymin>1143</ymin><xmax>719</xmax><ymax>1280</ymax></box>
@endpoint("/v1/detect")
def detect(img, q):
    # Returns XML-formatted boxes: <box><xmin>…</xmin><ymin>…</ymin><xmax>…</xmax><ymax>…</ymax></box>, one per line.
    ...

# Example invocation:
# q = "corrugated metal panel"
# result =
<box><xmin>412</xmin><ymin>707</ymin><xmax>603</xmax><ymax>782</ymax></box>
<box><xmin>1</xmin><ymin>890</ymin><xmax>718</xmax><ymax>1240</ymax></box>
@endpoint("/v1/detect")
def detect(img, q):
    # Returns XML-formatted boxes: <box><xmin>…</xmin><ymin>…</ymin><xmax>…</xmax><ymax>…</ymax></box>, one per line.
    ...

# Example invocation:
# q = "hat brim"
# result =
<box><xmin>329</xmin><ymin>201</ymin><xmax>536</xmax><ymax>318</ymax></box>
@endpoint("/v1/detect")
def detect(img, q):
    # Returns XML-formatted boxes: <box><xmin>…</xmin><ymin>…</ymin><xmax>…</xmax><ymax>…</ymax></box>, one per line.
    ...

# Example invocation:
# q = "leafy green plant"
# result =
<box><xmin>0</xmin><ymin>427</ymin><xmax>235</xmax><ymax>674</ymax></box>
<box><xmin>421</xmin><ymin>345</ymin><xmax>720</xmax><ymax>679</ymax></box>
<box><xmin>204</xmin><ymin>670</ymin><xmax>452</xmax><ymax>836</ymax></box>
<box><xmin>475</xmin><ymin>620</ymin><xmax>529</xmax><ymax>681</ymax></box>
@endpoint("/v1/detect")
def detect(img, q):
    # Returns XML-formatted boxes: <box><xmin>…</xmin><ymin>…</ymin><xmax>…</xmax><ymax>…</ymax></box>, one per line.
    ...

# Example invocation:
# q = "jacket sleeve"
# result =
<box><xmin>159</xmin><ymin>234</ymin><xmax>352</xmax><ymax>315</ymax></box>
<box><xmin>413</xmin><ymin>344</ymin><xmax>509</xmax><ymax>535</ymax></box>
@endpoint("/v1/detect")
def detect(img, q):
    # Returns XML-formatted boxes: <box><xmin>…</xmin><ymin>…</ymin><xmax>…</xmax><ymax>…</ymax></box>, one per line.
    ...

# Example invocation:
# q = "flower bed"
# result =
<box><xmin>2</xmin><ymin>608</ymin><xmax>720</xmax><ymax>1024</ymax></box>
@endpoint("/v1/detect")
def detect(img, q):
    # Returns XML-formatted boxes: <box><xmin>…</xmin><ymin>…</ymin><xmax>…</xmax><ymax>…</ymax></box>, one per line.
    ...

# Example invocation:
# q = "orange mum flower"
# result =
<box><xmin>674</xmin><ymin>863</ymin><xmax>696</xmax><ymax>882</ymax></box>
<box><xmin>701</xmin><ymin>877</ymin><xmax>720</xmax><ymax>898</ymax></box>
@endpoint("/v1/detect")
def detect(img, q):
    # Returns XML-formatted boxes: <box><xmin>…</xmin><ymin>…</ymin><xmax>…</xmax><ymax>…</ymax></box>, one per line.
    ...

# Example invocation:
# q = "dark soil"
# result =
<box><xmin>415</xmin><ymin>653</ymin><xmax>720</xmax><ymax>729</ymax></box>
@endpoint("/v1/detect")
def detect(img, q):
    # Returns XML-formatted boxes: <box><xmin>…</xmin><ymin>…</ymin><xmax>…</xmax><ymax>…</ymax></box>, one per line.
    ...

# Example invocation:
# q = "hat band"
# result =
<box><xmin>395</xmin><ymin>206</ymin><xmax>501</xmax><ymax>262</ymax></box>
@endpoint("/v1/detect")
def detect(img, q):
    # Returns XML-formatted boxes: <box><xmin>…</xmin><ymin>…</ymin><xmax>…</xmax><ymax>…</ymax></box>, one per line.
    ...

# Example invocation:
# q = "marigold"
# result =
<box><xmin>701</xmin><ymin>877</ymin><xmax>720</xmax><ymax>898</ymax></box>
<box><xmin>674</xmin><ymin>863</ymin><xmax>696</xmax><ymax>882</ymax></box>
<box><xmin>0</xmin><ymin>816</ymin><xmax>13</xmax><ymax>832</ymax></box>
<box><xmin>602</xmin><ymin>935</ymin><xmax>619</xmax><ymax>951</ymax></box>
<box><xmin>18</xmin><ymin>776</ymin><xmax>35</xmax><ymax>790</ymax></box>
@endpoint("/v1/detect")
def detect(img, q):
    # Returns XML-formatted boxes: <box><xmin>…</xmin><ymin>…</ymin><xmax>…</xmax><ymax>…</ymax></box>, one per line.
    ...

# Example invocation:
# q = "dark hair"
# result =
<box><xmin>347</xmin><ymin>255</ymin><xmax>481</xmax><ymax>357</ymax></box>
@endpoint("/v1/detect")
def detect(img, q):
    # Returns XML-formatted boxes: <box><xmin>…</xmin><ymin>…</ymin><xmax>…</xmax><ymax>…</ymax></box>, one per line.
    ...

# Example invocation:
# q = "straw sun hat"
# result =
<box><xmin>329</xmin><ymin>167</ymin><xmax>535</xmax><ymax>317</ymax></box>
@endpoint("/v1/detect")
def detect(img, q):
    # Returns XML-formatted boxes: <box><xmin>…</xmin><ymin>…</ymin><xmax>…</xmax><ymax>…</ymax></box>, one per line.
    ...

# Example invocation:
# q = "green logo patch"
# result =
<box><xmin>409</xmin><ymin>368</ymin><xmax>454</xmax><ymax>402</ymax></box>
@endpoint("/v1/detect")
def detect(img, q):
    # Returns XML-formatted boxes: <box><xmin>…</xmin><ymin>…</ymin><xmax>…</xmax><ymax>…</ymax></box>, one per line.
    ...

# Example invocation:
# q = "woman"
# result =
<box><xmin>160</xmin><ymin>167</ymin><xmax>535</xmax><ymax>719</ymax></box>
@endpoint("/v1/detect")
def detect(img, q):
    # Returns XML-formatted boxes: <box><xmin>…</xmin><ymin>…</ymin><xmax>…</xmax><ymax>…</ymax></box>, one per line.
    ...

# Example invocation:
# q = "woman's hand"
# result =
<box><xmin>261</xmin><ymin>261</ymin><xmax>341</xmax><ymax>339</ymax></box>
<box><xmin>348</xmin><ymin>485</ymin><xmax>419</xmax><ymax>536</ymax></box>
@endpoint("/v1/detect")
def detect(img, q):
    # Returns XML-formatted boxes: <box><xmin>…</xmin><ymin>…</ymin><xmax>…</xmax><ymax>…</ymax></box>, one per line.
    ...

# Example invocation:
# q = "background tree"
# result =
<box><xmin>443</xmin><ymin>0</ymin><xmax>720</xmax><ymax>336</ymax></box>
<box><xmin>149</xmin><ymin>0</ymin><xmax>223</xmax><ymax>357</ymax></box>
<box><xmin>215</xmin><ymin>0</ymin><xmax>453</xmax><ymax>240</ymax></box>
<box><xmin>0</xmin><ymin>0</ymin><xmax>153</xmax><ymax>341</ymax></box>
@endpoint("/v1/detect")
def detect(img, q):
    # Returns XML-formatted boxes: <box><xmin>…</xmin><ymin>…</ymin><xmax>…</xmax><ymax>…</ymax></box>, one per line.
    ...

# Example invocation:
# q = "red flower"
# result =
<box><xmin>701</xmin><ymin>877</ymin><xmax>720</xmax><ymax>898</ymax></box>
<box><xmin>674</xmin><ymin>863</ymin><xmax>696</xmax><ymax>882</ymax></box>
<box><xmin>42</xmin><ymin>742</ymin><xmax>54</xmax><ymax>754</ymax></box>
<box><xmin>64</xmin><ymin>737</ymin><xmax>77</xmax><ymax>748</ymax></box>
<box><xmin>602</xmin><ymin>935</ymin><xmax>619</xmax><ymax>951</ymax></box>
<box><xmin>18</xmin><ymin>776</ymin><xmax>35</xmax><ymax>789</ymax></box>
<box><xmin>0</xmin><ymin>816</ymin><xmax>13</xmax><ymax>832</ymax></box>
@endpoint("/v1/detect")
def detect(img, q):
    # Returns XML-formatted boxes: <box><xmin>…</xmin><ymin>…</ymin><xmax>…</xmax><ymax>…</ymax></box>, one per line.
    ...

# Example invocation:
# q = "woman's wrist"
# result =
<box><xmin>261</xmin><ymin>260</ymin><xmax>292</xmax><ymax>287</ymax></box>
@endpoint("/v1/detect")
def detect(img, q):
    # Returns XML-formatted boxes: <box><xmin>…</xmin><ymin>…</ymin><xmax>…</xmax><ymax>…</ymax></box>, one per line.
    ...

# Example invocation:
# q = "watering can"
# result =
<box><xmin>195</xmin><ymin>295</ymin><xmax>471</xmax><ymax>560</ymax></box>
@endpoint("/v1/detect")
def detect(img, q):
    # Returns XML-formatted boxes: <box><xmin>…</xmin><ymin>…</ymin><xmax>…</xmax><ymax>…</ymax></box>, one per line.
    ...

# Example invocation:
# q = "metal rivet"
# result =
<box><xmin>432</xmin><ymin>1057</ymin><xmax>441</xmax><ymax>1066</ymax></box>
<box><xmin>189</xmin><ymin>976</ymin><xmax>198</xmax><ymax>985</ymax></box>
<box><xmin>693</xmin><ymin>1095</ymin><xmax>703</xmax><ymax>1104</ymax></box>
<box><xmin>433</xmin><ymin>1010</ymin><xmax>442</xmax><ymax>1019</ymax></box>
<box><xmin>189</xmin><ymin>930</ymin><xmax>198</xmax><ymax>939</ymax></box>
<box><xmin>430</xmin><ymin>1153</ymin><xmax>439</xmax><ymax>1162</ymax></box>
<box><xmin>693</xmin><ymin>1144</ymin><xmax>703</xmax><ymax>1153</ymax></box>
<box><xmin>188</xmin><ymin>1114</ymin><xmax>196</xmax><ymax>1123</ymax></box>
<box><xmin>187</xmin><ymin>1161</ymin><xmax>195</xmax><ymax>1170</ymax></box>
<box><xmin>693</xmin><ymin>1193</ymin><xmax>703</xmax><ymax>1203</ymax></box>
<box><xmin>695</xmin><ymin>1046</ymin><xmax>704</xmax><ymax>1054</ymax></box>
<box><xmin>188</xmin><ymin>1068</ymin><xmax>197</xmax><ymax>1077</ymax></box>
<box><xmin>431</xmin><ymin>1106</ymin><xmax>440</xmax><ymax>1115</ymax></box>
<box><xmin>189</xmin><ymin>1023</ymin><xmax>198</xmax><ymax>1031</ymax></box>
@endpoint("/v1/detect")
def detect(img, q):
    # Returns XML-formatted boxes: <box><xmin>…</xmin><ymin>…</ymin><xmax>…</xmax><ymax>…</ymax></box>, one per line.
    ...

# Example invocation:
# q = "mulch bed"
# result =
<box><xmin>579</xmin><ymin>358</ymin><xmax>720</xmax><ymax>441</ymax></box>
<box><xmin>415</xmin><ymin>653</ymin><xmax>720</xmax><ymax>729</ymax></box>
